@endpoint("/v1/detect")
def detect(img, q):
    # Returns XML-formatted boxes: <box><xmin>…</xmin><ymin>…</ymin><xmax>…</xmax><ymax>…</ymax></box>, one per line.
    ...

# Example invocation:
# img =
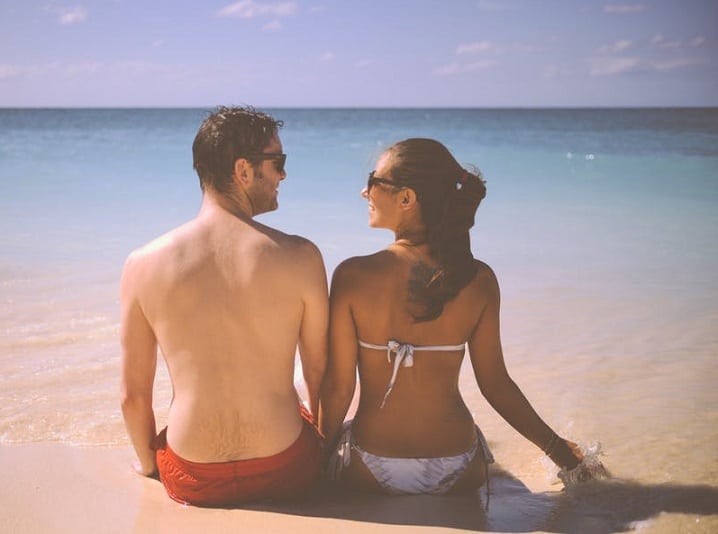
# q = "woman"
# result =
<box><xmin>319</xmin><ymin>138</ymin><xmax>596</xmax><ymax>495</ymax></box>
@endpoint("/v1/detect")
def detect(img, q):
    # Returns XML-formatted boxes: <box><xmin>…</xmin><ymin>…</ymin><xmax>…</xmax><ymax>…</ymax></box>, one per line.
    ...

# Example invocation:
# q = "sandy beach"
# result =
<box><xmin>0</xmin><ymin>443</ymin><xmax>504</xmax><ymax>534</ymax></box>
<box><xmin>2</xmin><ymin>441</ymin><xmax>717</xmax><ymax>533</ymax></box>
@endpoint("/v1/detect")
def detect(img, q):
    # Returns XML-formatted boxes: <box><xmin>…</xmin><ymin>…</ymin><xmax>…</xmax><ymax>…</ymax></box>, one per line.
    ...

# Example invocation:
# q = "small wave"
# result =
<box><xmin>2</xmin><ymin>317</ymin><xmax>118</xmax><ymax>349</ymax></box>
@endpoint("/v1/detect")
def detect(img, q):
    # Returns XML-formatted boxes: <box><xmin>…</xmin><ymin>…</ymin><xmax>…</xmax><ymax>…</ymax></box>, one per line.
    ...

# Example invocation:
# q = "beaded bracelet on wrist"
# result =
<box><xmin>542</xmin><ymin>432</ymin><xmax>560</xmax><ymax>457</ymax></box>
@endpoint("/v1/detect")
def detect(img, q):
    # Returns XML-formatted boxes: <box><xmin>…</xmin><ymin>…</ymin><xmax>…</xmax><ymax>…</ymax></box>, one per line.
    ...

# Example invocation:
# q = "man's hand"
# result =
<box><xmin>132</xmin><ymin>459</ymin><xmax>158</xmax><ymax>479</ymax></box>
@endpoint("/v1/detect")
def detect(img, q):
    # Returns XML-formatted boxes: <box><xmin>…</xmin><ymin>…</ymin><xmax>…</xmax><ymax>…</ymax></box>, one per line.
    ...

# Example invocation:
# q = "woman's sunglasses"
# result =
<box><xmin>245</xmin><ymin>153</ymin><xmax>287</xmax><ymax>173</ymax></box>
<box><xmin>367</xmin><ymin>171</ymin><xmax>403</xmax><ymax>192</ymax></box>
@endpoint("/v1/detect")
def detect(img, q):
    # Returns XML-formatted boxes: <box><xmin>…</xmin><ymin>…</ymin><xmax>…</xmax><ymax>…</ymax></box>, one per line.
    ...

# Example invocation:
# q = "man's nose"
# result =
<box><xmin>360</xmin><ymin>187</ymin><xmax>368</xmax><ymax>198</ymax></box>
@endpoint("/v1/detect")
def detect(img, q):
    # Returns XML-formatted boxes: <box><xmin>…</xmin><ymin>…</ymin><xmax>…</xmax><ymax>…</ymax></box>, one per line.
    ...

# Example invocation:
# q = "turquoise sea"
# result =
<box><xmin>1</xmin><ymin>108</ymin><xmax>717</xmax><ymax>531</ymax></box>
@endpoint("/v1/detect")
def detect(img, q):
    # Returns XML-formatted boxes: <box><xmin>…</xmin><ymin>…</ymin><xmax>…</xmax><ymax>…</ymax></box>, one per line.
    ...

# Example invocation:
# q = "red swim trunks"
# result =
<box><xmin>155</xmin><ymin>407</ymin><xmax>323</xmax><ymax>507</ymax></box>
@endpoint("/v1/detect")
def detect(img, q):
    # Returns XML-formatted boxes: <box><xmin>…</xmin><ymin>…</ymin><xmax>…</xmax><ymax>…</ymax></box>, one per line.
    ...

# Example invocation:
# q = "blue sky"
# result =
<box><xmin>1</xmin><ymin>0</ymin><xmax>716</xmax><ymax>107</ymax></box>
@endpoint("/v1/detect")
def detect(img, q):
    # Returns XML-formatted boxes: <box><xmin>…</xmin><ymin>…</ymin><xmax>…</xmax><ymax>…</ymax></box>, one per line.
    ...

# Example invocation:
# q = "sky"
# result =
<box><xmin>1</xmin><ymin>0</ymin><xmax>717</xmax><ymax>107</ymax></box>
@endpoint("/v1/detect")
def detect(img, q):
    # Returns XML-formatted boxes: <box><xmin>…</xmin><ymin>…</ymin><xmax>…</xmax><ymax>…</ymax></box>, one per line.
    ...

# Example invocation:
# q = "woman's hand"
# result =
<box><xmin>549</xmin><ymin>437</ymin><xmax>583</xmax><ymax>471</ymax></box>
<box><xmin>553</xmin><ymin>439</ymin><xmax>611</xmax><ymax>485</ymax></box>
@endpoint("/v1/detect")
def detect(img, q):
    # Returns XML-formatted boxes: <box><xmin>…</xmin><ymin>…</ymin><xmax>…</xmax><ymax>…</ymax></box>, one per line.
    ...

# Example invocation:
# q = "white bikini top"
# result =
<box><xmin>358</xmin><ymin>339</ymin><xmax>466</xmax><ymax>408</ymax></box>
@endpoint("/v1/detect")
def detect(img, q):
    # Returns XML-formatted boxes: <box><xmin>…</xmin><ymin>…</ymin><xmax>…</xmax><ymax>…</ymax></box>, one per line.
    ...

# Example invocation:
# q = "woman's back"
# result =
<box><xmin>336</xmin><ymin>242</ymin><xmax>492</xmax><ymax>457</ymax></box>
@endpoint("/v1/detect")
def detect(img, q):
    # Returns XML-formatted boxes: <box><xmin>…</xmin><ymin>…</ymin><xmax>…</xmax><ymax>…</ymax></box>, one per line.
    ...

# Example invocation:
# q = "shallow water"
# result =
<box><xmin>1</xmin><ymin>108</ymin><xmax>717</xmax><ymax>531</ymax></box>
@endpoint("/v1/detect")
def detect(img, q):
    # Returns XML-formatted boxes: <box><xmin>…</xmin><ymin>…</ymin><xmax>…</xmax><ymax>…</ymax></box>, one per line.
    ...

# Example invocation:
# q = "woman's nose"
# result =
<box><xmin>360</xmin><ymin>186</ymin><xmax>369</xmax><ymax>199</ymax></box>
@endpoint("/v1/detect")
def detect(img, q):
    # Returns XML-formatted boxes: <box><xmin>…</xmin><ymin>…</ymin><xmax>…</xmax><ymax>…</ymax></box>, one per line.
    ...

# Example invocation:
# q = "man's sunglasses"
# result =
<box><xmin>245</xmin><ymin>153</ymin><xmax>287</xmax><ymax>173</ymax></box>
<box><xmin>367</xmin><ymin>171</ymin><xmax>403</xmax><ymax>192</ymax></box>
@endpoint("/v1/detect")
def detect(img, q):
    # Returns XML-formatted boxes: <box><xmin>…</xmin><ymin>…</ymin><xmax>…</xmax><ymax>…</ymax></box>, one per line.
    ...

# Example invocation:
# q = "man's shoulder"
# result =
<box><xmin>256</xmin><ymin>224</ymin><xmax>321</xmax><ymax>257</ymax></box>
<box><xmin>123</xmin><ymin>221</ymin><xmax>199</xmax><ymax>277</ymax></box>
<box><xmin>126</xmin><ymin>224</ymin><xmax>186</xmax><ymax>262</ymax></box>
<box><xmin>250</xmin><ymin>226</ymin><xmax>325</xmax><ymax>278</ymax></box>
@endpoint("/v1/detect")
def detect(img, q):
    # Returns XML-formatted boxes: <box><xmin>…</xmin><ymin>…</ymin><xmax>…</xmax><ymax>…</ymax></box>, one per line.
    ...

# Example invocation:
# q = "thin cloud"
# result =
<box><xmin>318</xmin><ymin>52</ymin><xmax>336</xmax><ymax>62</ymax></box>
<box><xmin>598</xmin><ymin>40</ymin><xmax>632</xmax><ymax>54</ymax></box>
<box><xmin>510</xmin><ymin>41</ymin><xmax>540</xmax><ymax>53</ymax></box>
<box><xmin>63</xmin><ymin>61</ymin><xmax>103</xmax><ymax>77</ymax></box>
<box><xmin>589</xmin><ymin>55</ymin><xmax>702</xmax><ymax>76</ymax></box>
<box><xmin>603</xmin><ymin>4</ymin><xmax>647</xmax><ymax>14</ymax></box>
<box><xmin>116</xmin><ymin>61</ymin><xmax>176</xmax><ymax>75</ymax></box>
<box><xmin>590</xmin><ymin>57</ymin><xmax>639</xmax><ymax>76</ymax></box>
<box><xmin>57</xmin><ymin>6</ymin><xmax>88</xmax><ymax>25</ymax></box>
<box><xmin>262</xmin><ymin>20</ymin><xmax>282</xmax><ymax>31</ymax></box>
<box><xmin>652</xmin><ymin>34</ymin><xmax>706</xmax><ymax>49</ymax></box>
<box><xmin>0</xmin><ymin>61</ymin><xmax>178</xmax><ymax>80</ymax></box>
<box><xmin>542</xmin><ymin>64</ymin><xmax>560</xmax><ymax>79</ymax></box>
<box><xmin>433</xmin><ymin>59</ymin><xmax>498</xmax><ymax>76</ymax></box>
<box><xmin>355</xmin><ymin>59</ymin><xmax>375</xmax><ymax>69</ymax></box>
<box><xmin>650</xmin><ymin>58</ymin><xmax>705</xmax><ymax>71</ymax></box>
<box><xmin>456</xmin><ymin>41</ymin><xmax>498</xmax><ymax>55</ymax></box>
<box><xmin>218</xmin><ymin>1</ymin><xmax>297</xmax><ymax>18</ymax></box>
<box><xmin>0</xmin><ymin>65</ymin><xmax>20</xmax><ymax>81</ymax></box>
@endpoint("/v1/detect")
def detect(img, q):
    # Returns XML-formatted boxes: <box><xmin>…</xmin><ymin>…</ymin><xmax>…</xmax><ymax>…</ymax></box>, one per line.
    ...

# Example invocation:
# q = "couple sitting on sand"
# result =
<box><xmin>120</xmin><ymin>106</ymin><xmax>601</xmax><ymax>508</ymax></box>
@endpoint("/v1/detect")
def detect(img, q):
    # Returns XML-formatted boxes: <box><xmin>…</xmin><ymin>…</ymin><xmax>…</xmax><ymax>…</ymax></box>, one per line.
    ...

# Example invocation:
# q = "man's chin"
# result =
<box><xmin>251</xmin><ymin>204</ymin><xmax>278</xmax><ymax>217</ymax></box>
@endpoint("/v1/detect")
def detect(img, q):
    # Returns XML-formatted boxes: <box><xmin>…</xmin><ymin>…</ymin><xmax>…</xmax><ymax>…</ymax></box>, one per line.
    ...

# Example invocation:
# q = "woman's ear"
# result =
<box><xmin>400</xmin><ymin>188</ymin><xmax>417</xmax><ymax>209</ymax></box>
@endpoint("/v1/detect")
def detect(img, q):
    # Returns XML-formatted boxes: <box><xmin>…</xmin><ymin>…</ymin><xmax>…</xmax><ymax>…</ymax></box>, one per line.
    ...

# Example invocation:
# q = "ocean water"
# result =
<box><xmin>1</xmin><ymin>108</ymin><xmax>717</xmax><ymax>531</ymax></box>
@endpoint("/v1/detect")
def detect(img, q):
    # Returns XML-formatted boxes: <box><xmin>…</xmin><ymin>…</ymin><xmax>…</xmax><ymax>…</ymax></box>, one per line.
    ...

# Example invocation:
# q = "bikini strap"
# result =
<box><xmin>359</xmin><ymin>340</ymin><xmax>465</xmax><ymax>408</ymax></box>
<box><xmin>380</xmin><ymin>341</ymin><xmax>415</xmax><ymax>408</ymax></box>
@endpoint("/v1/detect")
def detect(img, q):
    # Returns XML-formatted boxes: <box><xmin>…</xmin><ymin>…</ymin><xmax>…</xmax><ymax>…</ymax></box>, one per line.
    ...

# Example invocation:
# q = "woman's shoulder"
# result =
<box><xmin>331</xmin><ymin>250</ymin><xmax>397</xmax><ymax>290</ymax></box>
<box><xmin>336</xmin><ymin>250</ymin><xmax>397</xmax><ymax>273</ymax></box>
<box><xmin>473</xmin><ymin>258</ymin><xmax>497</xmax><ymax>278</ymax></box>
<box><xmin>469</xmin><ymin>259</ymin><xmax>500</xmax><ymax>293</ymax></box>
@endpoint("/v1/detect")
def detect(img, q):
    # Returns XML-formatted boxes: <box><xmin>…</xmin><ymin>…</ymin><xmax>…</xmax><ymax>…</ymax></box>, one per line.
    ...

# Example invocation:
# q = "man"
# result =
<box><xmin>120</xmin><ymin>106</ymin><xmax>328</xmax><ymax>506</ymax></box>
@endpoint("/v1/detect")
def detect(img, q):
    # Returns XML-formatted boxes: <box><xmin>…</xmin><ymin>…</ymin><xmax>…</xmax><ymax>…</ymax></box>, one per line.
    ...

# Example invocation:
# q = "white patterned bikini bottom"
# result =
<box><xmin>327</xmin><ymin>421</ymin><xmax>494</xmax><ymax>495</ymax></box>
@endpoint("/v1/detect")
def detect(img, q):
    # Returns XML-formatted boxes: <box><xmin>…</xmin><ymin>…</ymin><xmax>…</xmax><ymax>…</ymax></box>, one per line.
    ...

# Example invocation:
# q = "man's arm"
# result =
<box><xmin>297</xmin><ymin>240</ymin><xmax>329</xmax><ymax>421</ymax></box>
<box><xmin>119</xmin><ymin>252</ymin><xmax>159</xmax><ymax>476</ymax></box>
<box><xmin>319</xmin><ymin>260</ymin><xmax>358</xmax><ymax>448</ymax></box>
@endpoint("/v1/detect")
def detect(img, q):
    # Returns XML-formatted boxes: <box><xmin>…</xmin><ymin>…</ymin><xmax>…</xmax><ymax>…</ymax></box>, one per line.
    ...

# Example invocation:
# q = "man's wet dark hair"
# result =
<box><xmin>192</xmin><ymin>105</ymin><xmax>284</xmax><ymax>194</ymax></box>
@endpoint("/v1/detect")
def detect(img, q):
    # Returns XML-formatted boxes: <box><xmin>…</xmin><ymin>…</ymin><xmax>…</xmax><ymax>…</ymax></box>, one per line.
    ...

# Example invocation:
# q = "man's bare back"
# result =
<box><xmin>120</xmin><ymin>107</ymin><xmax>327</xmax><ymax>505</ymax></box>
<box><xmin>123</xmin><ymin>203</ymin><xmax>326</xmax><ymax>461</ymax></box>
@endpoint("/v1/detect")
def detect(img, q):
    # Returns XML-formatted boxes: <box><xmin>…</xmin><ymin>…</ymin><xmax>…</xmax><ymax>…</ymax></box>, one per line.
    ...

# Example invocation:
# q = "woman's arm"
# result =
<box><xmin>319</xmin><ymin>261</ymin><xmax>359</xmax><ymax>449</ymax></box>
<box><xmin>468</xmin><ymin>265</ymin><xmax>581</xmax><ymax>470</ymax></box>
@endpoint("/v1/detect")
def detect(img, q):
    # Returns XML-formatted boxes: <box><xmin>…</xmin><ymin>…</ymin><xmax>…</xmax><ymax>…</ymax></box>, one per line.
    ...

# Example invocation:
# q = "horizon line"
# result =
<box><xmin>2</xmin><ymin>105</ymin><xmax>717</xmax><ymax>111</ymax></box>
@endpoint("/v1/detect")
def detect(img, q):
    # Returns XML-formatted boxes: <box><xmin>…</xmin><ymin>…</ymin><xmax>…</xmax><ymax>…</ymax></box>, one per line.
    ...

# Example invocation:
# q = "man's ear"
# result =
<box><xmin>233</xmin><ymin>158</ymin><xmax>252</xmax><ymax>187</ymax></box>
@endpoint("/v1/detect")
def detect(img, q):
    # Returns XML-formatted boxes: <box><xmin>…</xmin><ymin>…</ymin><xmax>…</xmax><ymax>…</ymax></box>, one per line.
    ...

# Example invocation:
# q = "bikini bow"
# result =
<box><xmin>380</xmin><ymin>341</ymin><xmax>415</xmax><ymax>409</ymax></box>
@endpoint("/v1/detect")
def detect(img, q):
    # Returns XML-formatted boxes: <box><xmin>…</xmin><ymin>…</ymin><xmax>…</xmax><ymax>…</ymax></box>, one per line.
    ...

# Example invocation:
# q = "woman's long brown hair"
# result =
<box><xmin>385</xmin><ymin>138</ymin><xmax>487</xmax><ymax>322</ymax></box>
